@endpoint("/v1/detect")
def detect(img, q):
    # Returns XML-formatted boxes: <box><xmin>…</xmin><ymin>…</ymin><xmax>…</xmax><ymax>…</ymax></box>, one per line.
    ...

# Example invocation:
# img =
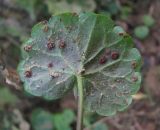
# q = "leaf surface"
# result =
<box><xmin>18</xmin><ymin>12</ymin><xmax>142</xmax><ymax>116</ymax></box>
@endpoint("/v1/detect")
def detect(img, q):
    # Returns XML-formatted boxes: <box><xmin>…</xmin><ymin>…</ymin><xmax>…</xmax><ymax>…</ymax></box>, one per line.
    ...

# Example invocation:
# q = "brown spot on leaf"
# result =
<box><xmin>131</xmin><ymin>61</ymin><xmax>137</xmax><ymax>69</ymax></box>
<box><xmin>43</xmin><ymin>25</ymin><xmax>49</xmax><ymax>32</ymax></box>
<box><xmin>48</xmin><ymin>62</ymin><xmax>53</xmax><ymax>68</ymax></box>
<box><xmin>24</xmin><ymin>45</ymin><xmax>32</xmax><ymax>52</ymax></box>
<box><xmin>47</xmin><ymin>39</ymin><xmax>55</xmax><ymax>50</ymax></box>
<box><xmin>111</xmin><ymin>51</ymin><xmax>119</xmax><ymax>60</ymax></box>
<box><xmin>59</xmin><ymin>40</ymin><xmax>66</xmax><ymax>49</ymax></box>
<box><xmin>99</xmin><ymin>55</ymin><xmax>107</xmax><ymax>64</ymax></box>
<box><xmin>131</xmin><ymin>76</ymin><xmax>138</xmax><ymax>82</ymax></box>
<box><xmin>25</xmin><ymin>70</ymin><xmax>32</xmax><ymax>78</ymax></box>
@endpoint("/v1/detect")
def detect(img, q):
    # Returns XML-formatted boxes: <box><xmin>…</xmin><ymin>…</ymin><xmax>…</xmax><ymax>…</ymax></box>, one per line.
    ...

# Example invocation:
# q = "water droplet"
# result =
<box><xmin>24</xmin><ymin>45</ymin><xmax>32</xmax><ymax>52</ymax></box>
<box><xmin>25</xmin><ymin>70</ymin><xmax>32</xmax><ymax>78</ymax></box>
<box><xmin>99</xmin><ymin>55</ymin><xmax>107</xmax><ymax>64</ymax></box>
<box><xmin>111</xmin><ymin>51</ymin><xmax>119</xmax><ymax>60</ymax></box>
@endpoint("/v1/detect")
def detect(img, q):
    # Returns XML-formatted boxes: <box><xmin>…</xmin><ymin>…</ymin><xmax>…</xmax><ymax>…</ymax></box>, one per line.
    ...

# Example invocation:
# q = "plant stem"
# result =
<box><xmin>76</xmin><ymin>75</ymin><xmax>84</xmax><ymax>130</ymax></box>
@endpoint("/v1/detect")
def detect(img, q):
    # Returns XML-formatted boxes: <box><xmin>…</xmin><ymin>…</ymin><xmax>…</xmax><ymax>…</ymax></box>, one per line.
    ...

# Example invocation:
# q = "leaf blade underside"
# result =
<box><xmin>18</xmin><ymin>12</ymin><xmax>142</xmax><ymax>116</ymax></box>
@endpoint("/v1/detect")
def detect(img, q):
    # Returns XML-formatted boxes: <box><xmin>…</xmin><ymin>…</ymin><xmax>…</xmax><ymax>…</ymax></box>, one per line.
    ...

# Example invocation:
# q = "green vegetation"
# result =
<box><xmin>17</xmin><ymin>12</ymin><xmax>142</xmax><ymax>130</ymax></box>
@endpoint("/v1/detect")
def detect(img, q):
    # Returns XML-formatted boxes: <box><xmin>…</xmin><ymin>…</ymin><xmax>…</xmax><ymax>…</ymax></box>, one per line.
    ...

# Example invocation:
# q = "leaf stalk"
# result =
<box><xmin>76</xmin><ymin>75</ymin><xmax>84</xmax><ymax>130</ymax></box>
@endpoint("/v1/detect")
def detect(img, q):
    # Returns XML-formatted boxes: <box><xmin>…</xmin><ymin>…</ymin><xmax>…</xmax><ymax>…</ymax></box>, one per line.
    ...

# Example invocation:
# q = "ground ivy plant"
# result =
<box><xmin>17</xmin><ymin>12</ymin><xmax>142</xmax><ymax>130</ymax></box>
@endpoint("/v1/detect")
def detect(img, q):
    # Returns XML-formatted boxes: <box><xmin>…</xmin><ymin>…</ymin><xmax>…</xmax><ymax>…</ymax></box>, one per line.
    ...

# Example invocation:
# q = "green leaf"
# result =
<box><xmin>0</xmin><ymin>87</ymin><xmax>18</xmax><ymax>107</ymax></box>
<box><xmin>18</xmin><ymin>12</ymin><xmax>142</xmax><ymax>116</ymax></box>
<box><xmin>143</xmin><ymin>15</ymin><xmax>155</xmax><ymax>27</ymax></box>
<box><xmin>53</xmin><ymin>109</ymin><xmax>75</xmax><ymax>130</ymax></box>
<box><xmin>120</xmin><ymin>6</ymin><xmax>132</xmax><ymax>20</ymax></box>
<box><xmin>31</xmin><ymin>109</ymin><xmax>54</xmax><ymax>130</ymax></box>
<box><xmin>0</xmin><ymin>18</ymin><xmax>28</xmax><ymax>40</ymax></box>
<box><xmin>15</xmin><ymin>0</ymin><xmax>47</xmax><ymax>21</ymax></box>
<box><xmin>45</xmin><ymin>0</ymin><xmax>96</xmax><ymax>15</ymax></box>
<box><xmin>93</xmin><ymin>122</ymin><xmax>108</xmax><ymax>130</ymax></box>
<box><xmin>134</xmin><ymin>25</ymin><xmax>149</xmax><ymax>40</ymax></box>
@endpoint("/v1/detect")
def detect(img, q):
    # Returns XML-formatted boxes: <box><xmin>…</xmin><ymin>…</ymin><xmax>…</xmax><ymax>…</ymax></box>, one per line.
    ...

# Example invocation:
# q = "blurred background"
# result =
<box><xmin>0</xmin><ymin>0</ymin><xmax>160</xmax><ymax>130</ymax></box>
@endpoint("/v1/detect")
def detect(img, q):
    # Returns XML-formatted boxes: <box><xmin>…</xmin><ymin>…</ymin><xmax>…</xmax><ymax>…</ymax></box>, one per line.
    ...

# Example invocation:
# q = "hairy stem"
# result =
<box><xmin>76</xmin><ymin>75</ymin><xmax>84</xmax><ymax>130</ymax></box>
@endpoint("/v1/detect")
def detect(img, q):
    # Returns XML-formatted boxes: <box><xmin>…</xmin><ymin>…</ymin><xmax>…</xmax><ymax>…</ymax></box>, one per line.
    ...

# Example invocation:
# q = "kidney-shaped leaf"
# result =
<box><xmin>17</xmin><ymin>12</ymin><xmax>142</xmax><ymax>116</ymax></box>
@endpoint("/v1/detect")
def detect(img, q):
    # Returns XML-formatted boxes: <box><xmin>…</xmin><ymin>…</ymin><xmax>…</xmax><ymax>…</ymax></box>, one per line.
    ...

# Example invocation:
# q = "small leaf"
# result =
<box><xmin>53</xmin><ymin>109</ymin><xmax>75</xmax><ymax>130</ymax></box>
<box><xmin>0</xmin><ymin>87</ymin><xmax>18</xmax><ymax>107</ymax></box>
<box><xmin>134</xmin><ymin>25</ymin><xmax>149</xmax><ymax>40</ymax></box>
<box><xmin>15</xmin><ymin>0</ymin><xmax>46</xmax><ymax>21</ymax></box>
<box><xmin>45</xmin><ymin>0</ymin><xmax>96</xmax><ymax>14</ymax></box>
<box><xmin>31</xmin><ymin>109</ymin><xmax>53</xmax><ymax>130</ymax></box>
<box><xmin>143</xmin><ymin>15</ymin><xmax>155</xmax><ymax>27</ymax></box>
<box><xmin>93</xmin><ymin>122</ymin><xmax>108</xmax><ymax>130</ymax></box>
<box><xmin>18</xmin><ymin>12</ymin><xmax>142</xmax><ymax>116</ymax></box>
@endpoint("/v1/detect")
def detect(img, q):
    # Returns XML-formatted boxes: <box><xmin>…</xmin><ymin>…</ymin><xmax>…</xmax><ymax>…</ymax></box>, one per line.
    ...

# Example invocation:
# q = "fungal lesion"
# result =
<box><xmin>24</xmin><ymin>70</ymin><xmax>32</xmax><ymax>78</ymax></box>
<box><xmin>131</xmin><ymin>75</ymin><xmax>138</xmax><ymax>82</ymax></box>
<box><xmin>47</xmin><ymin>38</ymin><xmax>55</xmax><ymax>50</ymax></box>
<box><xmin>24</xmin><ymin>45</ymin><xmax>32</xmax><ymax>52</ymax></box>
<box><xmin>43</xmin><ymin>25</ymin><xmax>49</xmax><ymax>32</ymax></box>
<box><xmin>131</xmin><ymin>60</ymin><xmax>137</xmax><ymax>69</ymax></box>
<box><xmin>58</xmin><ymin>39</ymin><xmax>66</xmax><ymax>49</ymax></box>
<box><xmin>111</xmin><ymin>50</ymin><xmax>120</xmax><ymax>60</ymax></box>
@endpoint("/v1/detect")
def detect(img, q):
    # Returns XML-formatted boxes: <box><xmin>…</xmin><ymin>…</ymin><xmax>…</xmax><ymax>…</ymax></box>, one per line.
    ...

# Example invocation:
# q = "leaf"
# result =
<box><xmin>93</xmin><ymin>122</ymin><xmax>108</xmax><ymax>130</ymax></box>
<box><xmin>134</xmin><ymin>25</ymin><xmax>149</xmax><ymax>40</ymax></box>
<box><xmin>31</xmin><ymin>109</ymin><xmax>53</xmax><ymax>130</ymax></box>
<box><xmin>17</xmin><ymin>12</ymin><xmax>142</xmax><ymax>116</ymax></box>
<box><xmin>15</xmin><ymin>0</ymin><xmax>47</xmax><ymax>21</ymax></box>
<box><xmin>120</xmin><ymin>6</ymin><xmax>132</xmax><ymax>20</ymax></box>
<box><xmin>0</xmin><ymin>109</ymin><xmax>29</xmax><ymax>130</ymax></box>
<box><xmin>0</xmin><ymin>87</ymin><xmax>18</xmax><ymax>107</ymax></box>
<box><xmin>142</xmin><ymin>15</ymin><xmax>155</xmax><ymax>27</ymax></box>
<box><xmin>0</xmin><ymin>18</ymin><xmax>28</xmax><ymax>40</ymax></box>
<box><xmin>45</xmin><ymin>0</ymin><xmax>96</xmax><ymax>15</ymax></box>
<box><xmin>53</xmin><ymin>109</ymin><xmax>75</xmax><ymax>130</ymax></box>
